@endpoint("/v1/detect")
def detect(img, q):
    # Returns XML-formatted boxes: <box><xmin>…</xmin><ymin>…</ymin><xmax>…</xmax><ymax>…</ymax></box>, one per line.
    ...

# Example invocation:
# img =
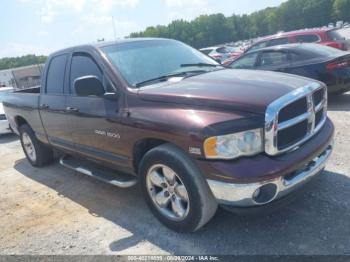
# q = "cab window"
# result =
<box><xmin>258</xmin><ymin>51</ymin><xmax>289</xmax><ymax>67</ymax></box>
<box><xmin>230</xmin><ymin>52</ymin><xmax>258</xmax><ymax>69</ymax></box>
<box><xmin>46</xmin><ymin>54</ymin><xmax>68</xmax><ymax>94</ymax></box>
<box><xmin>267</xmin><ymin>38</ymin><xmax>289</xmax><ymax>47</ymax></box>
<box><xmin>248</xmin><ymin>41</ymin><xmax>268</xmax><ymax>52</ymax></box>
<box><xmin>70</xmin><ymin>54</ymin><xmax>103</xmax><ymax>94</ymax></box>
<box><xmin>296</xmin><ymin>34</ymin><xmax>320</xmax><ymax>43</ymax></box>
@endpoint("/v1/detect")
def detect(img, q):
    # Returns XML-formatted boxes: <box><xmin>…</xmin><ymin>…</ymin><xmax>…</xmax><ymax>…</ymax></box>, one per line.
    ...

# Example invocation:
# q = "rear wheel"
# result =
<box><xmin>19</xmin><ymin>124</ymin><xmax>53</xmax><ymax>167</ymax></box>
<box><xmin>140</xmin><ymin>143</ymin><xmax>218</xmax><ymax>232</ymax></box>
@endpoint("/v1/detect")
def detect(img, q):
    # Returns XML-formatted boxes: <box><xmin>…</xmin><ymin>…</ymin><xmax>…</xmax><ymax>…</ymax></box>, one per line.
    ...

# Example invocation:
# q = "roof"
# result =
<box><xmin>247</xmin><ymin>43</ymin><xmax>318</xmax><ymax>53</ymax></box>
<box><xmin>257</xmin><ymin>28</ymin><xmax>333</xmax><ymax>42</ymax></box>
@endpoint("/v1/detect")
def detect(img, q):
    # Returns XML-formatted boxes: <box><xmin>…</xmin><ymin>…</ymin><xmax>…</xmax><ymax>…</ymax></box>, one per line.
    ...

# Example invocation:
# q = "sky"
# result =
<box><xmin>0</xmin><ymin>0</ymin><xmax>286</xmax><ymax>58</ymax></box>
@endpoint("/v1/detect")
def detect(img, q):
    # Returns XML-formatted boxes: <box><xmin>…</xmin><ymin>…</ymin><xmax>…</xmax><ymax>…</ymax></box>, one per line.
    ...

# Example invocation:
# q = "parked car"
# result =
<box><xmin>3</xmin><ymin>38</ymin><xmax>334</xmax><ymax>232</ymax></box>
<box><xmin>244</xmin><ymin>28</ymin><xmax>348</xmax><ymax>53</ymax></box>
<box><xmin>199</xmin><ymin>45</ymin><xmax>241</xmax><ymax>62</ymax></box>
<box><xmin>0</xmin><ymin>87</ymin><xmax>14</xmax><ymax>134</ymax></box>
<box><xmin>227</xmin><ymin>43</ymin><xmax>350</xmax><ymax>94</ymax></box>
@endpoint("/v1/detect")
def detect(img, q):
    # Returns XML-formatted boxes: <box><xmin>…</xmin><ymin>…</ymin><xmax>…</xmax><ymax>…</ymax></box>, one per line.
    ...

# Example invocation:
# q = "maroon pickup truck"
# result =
<box><xmin>3</xmin><ymin>38</ymin><xmax>334</xmax><ymax>232</ymax></box>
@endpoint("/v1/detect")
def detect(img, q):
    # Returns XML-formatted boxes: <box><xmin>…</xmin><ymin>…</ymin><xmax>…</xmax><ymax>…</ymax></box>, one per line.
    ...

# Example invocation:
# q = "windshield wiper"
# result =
<box><xmin>180</xmin><ymin>63</ymin><xmax>221</xmax><ymax>68</ymax></box>
<box><xmin>135</xmin><ymin>70</ymin><xmax>206</xmax><ymax>87</ymax></box>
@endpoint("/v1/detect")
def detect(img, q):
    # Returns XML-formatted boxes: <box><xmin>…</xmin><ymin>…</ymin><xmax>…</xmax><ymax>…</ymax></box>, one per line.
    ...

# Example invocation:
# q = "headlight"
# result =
<box><xmin>203</xmin><ymin>128</ymin><xmax>263</xmax><ymax>159</ymax></box>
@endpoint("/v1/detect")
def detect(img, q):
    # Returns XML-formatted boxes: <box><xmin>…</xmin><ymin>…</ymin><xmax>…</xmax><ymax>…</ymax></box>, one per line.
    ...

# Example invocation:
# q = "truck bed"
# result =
<box><xmin>2</xmin><ymin>88</ymin><xmax>46</xmax><ymax>139</ymax></box>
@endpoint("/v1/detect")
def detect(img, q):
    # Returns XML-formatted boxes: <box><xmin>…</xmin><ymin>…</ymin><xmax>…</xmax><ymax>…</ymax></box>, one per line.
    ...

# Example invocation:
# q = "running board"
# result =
<box><xmin>59</xmin><ymin>155</ymin><xmax>138</xmax><ymax>188</ymax></box>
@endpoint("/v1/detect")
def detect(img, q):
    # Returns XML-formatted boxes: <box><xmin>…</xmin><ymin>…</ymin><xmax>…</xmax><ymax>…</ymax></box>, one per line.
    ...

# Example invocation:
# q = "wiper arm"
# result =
<box><xmin>180</xmin><ymin>63</ymin><xmax>220</xmax><ymax>67</ymax></box>
<box><xmin>135</xmin><ymin>72</ymin><xmax>188</xmax><ymax>87</ymax></box>
<box><xmin>135</xmin><ymin>70</ymin><xmax>207</xmax><ymax>87</ymax></box>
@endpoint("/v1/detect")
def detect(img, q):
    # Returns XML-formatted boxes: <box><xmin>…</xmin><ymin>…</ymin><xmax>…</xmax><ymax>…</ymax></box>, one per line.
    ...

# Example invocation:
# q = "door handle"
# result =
<box><xmin>39</xmin><ymin>104</ymin><xmax>49</xmax><ymax>109</ymax></box>
<box><xmin>66</xmin><ymin>107</ymin><xmax>79</xmax><ymax>112</ymax></box>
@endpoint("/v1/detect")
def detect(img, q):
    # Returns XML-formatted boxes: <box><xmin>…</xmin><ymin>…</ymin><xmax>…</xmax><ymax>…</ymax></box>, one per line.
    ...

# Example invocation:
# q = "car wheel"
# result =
<box><xmin>19</xmin><ymin>124</ymin><xmax>53</xmax><ymax>167</ymax></box>
<box><xmin>139</xmin><ymin>143</ymin><xmax>218</xmax><ymax>232</ymax></box>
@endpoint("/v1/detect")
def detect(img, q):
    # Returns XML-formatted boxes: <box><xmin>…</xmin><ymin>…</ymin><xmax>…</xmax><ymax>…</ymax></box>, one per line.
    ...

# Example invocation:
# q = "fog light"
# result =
<box><xmin>253</xmin><ymin>188</ymin><xmax>260</xmax><ymax>199</ymax></box>
<box><xmin>252</xmin><ymin>183</ymin><xmax>277</xmax><ymax>204</ymax></box>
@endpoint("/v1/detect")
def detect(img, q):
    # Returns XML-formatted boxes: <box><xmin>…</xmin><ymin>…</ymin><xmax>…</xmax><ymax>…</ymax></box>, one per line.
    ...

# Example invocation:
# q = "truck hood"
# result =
<box><xmin>137</xmin><ymin>69</ymin><xmax>317</xmax><ymax>114</ymax></box>
<box><xmin>0</xmin><ymin>103</ymin><xmax>4</xmax><ymax>115</ymax></box>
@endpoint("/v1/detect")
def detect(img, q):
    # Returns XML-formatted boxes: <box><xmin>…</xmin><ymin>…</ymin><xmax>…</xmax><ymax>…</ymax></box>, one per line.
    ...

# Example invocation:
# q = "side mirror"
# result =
<box><xmin>74</xmin><ymin>76</ymin><xmax>105</xmax><ymax>97</ymax></box>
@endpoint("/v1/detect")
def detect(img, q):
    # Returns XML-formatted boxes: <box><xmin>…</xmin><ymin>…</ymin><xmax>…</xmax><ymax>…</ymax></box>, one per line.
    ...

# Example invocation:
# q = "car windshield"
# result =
<box><xmin>297</xmin><ymin>44</ymin><xmax>344</xmax><ymax>57</ymax></box>
<box><xmin>101</xmin><ymin>39</ymin><xmax>221</xmax><ymax>87</ymax></box>
<box><xmin>0</xmin><ymin>89</ymin><xmax>12</xmax><ymax>103</ymax></box>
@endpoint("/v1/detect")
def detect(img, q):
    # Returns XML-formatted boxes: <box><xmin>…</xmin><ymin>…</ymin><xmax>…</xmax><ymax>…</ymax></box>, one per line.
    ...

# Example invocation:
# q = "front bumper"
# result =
<box><xmin>207</xmin><ymin>144</ymin><xmax>332</xmax><ymax>207</ymax></box>
<box><xmin>0</xmin><ymin>119</ymin><xmax>11</xmax><ymax>134</ymax></box>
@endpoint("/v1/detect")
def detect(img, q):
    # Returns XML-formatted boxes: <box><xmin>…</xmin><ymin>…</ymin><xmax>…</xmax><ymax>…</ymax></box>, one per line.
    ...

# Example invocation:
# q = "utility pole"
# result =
<box><xmin>112</xmin><ymin>16</ymin><xmax>117</xmax><ymax>40</ymax></box>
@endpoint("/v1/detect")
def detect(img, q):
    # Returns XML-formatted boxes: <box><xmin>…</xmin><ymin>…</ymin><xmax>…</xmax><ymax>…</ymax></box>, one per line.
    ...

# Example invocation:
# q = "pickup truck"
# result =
<box><xmin>3</xmin><ymin>38</ymin><xmax>334</xmax><ymax>232</ymax></box>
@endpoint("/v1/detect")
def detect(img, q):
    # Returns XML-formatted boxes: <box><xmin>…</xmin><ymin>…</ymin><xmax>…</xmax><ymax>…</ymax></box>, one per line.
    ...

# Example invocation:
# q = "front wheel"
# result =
<box><xmin>19</xmin><ymin>124</ymin><xmax>53</xmax><ymax>167</ymax></box>
<box><xmin>140</xmin><ymin>143</ymin><xmax>218</xmax><ymax>232</ymax></box>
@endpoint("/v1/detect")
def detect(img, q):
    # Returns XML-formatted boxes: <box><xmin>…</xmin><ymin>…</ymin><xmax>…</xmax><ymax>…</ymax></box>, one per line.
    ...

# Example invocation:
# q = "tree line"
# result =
<box><xmin>1</xmin><ymin>0</ymin><xmax>349</xmax><ymax>70</ymax></box>
<box><xmin>0</xmin><ymin>54</ymin><xmax>47</xmax><ymax>71</ymax></box>
<box><xmin>130</xmin><ymin>0</ymin><xmax>350</xmax><ymax>48</ymax></box>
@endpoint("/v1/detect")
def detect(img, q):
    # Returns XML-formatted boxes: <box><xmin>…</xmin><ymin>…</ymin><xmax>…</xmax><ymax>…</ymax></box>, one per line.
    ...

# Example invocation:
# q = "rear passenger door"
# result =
<box><xmin>39</xmin><ymin>53</ymin><xmax>73</xmax><ymax>149</ymax></box>
<box><xmin>256</xmin><ymin>51</ymin><xmax>291</xmax><ymax>72</ymax></box>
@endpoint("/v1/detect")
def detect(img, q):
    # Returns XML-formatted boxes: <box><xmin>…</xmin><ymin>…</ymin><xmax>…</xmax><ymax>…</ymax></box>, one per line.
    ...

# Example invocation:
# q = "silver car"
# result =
<box><xmin>199</xmin><ymin>46</ymin><xmax>232</xmax><ymax>62</ymax></box>
<box><xmin>0</xmin><ymin>87</ymin><xmax>14</xmax><ymax>134</ymax></box>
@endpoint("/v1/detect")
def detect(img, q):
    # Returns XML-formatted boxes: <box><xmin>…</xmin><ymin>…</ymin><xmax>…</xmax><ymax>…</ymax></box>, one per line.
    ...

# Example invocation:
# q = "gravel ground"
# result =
<box><xmin>0</xmin><ymin>92</ymin><xmax>349</xmax><ymax>255</ymax></box>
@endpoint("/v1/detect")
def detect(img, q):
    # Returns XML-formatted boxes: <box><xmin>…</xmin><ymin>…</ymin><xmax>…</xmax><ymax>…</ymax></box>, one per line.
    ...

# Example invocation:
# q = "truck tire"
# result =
<box><xmin>139</xmin><ymin>143</ymin><xmax>218</xmax><ymax>232</ymax></box>
<box><xmin>19</xmin><ymin>124</ymin><xmax>53</xmax><ymax>167</ymax></box>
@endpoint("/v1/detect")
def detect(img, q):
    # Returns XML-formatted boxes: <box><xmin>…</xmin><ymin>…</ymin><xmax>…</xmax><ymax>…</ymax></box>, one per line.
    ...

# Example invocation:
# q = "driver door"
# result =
<box><xmin>65</xmin><ymin>52</ymin><xmax>128</xmax><ymax>167</ymax></box>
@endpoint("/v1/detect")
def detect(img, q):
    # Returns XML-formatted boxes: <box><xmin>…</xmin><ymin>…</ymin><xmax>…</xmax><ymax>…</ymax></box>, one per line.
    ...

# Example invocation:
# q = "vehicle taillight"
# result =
<box><xmin>326</xmin><ymin>59</ymin><xmax>350</xmax><ymax>70</ymax></box>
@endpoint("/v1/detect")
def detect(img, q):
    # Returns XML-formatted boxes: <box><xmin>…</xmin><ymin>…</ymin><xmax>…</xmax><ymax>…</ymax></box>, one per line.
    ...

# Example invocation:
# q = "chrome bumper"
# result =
<box><xmin>207</xmin><ymin>144</ymin><xmax>333</xmax><ymax>207</ymax></box>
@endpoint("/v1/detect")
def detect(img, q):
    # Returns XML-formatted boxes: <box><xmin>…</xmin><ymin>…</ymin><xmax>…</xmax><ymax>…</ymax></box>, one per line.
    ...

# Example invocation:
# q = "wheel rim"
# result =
<box><xmin>22</xmin><ymin>132</ymin><xmax>36</xmax><ymax>162</ymax></box>
<box><xmin>146</xmin><ymin>164</ymin><xmax>190</xmax><ymax>221</ymax></box>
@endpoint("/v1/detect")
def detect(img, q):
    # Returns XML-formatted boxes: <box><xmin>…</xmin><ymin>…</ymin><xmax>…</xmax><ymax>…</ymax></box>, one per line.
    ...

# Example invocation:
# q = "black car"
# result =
<box><xmin>227</xmin><ymin>43</ymin><xmax>350</xmax><ymax>94</ymax></box>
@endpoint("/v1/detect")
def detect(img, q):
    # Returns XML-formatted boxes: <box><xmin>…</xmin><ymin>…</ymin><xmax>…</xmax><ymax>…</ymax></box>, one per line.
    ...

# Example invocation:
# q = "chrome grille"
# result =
<box><xmin>265</xmin><ymin>82</ymin><xmax>327</xmax><ymax>155</ymax></box>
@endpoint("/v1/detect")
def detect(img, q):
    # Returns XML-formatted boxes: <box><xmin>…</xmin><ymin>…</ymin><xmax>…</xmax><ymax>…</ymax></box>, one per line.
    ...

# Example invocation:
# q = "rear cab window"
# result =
<box><xmin>46</xmin><ymin>54</ymin><xmax>68</xmax><ymax>94</ymax></box>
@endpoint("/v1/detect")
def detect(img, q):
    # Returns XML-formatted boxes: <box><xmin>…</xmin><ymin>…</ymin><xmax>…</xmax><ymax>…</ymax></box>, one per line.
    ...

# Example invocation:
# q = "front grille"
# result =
<box><xmin>0</xmin><ymin>114</ymin><xmax>6</xmax><ymax>121</ymax></box>
<box><xmin>278</xmin><ymin>97</ymin><xmax>307</xmax><ymax>123</ymax></box>
<box><xmin>277</xmin><ymin>120</ymin><xmax>308</xmax><ymax>149</ymax></box>
<box><xmin>265</xmin><ymin>83</ymin><xmax>327</xmax><ymax>155</ymax></box>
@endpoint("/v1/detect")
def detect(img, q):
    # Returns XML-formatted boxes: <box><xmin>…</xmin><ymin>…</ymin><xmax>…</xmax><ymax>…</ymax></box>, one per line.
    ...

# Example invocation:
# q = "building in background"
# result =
<box><xmin>0</xmin><ymin>69</ymin><xmax>14</xmax><ymax>87</ymax></box>
<box><xmin>0</xmin><ymin>64</ymin><xmax>44</xmax><ymax>89</ymax></box>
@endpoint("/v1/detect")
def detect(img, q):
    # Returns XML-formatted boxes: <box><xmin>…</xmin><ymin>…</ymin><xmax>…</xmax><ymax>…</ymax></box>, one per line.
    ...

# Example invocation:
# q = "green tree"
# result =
<box><xmin>0</xmin><ymin>55</ymin><xmax>47</xmax><ymax>70</ymax></box>
<box><xmin>332</xmin><ymin>0</ymin><xmax>350</xmax><ymax>21</ymax></box>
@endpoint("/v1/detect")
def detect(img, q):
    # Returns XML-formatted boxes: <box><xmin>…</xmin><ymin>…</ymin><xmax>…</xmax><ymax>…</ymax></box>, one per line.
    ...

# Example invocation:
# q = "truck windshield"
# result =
<box><xmin>101</xmin><ymin>39</ymin><xmax>221</xmax><ymax>87</ymax></box>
